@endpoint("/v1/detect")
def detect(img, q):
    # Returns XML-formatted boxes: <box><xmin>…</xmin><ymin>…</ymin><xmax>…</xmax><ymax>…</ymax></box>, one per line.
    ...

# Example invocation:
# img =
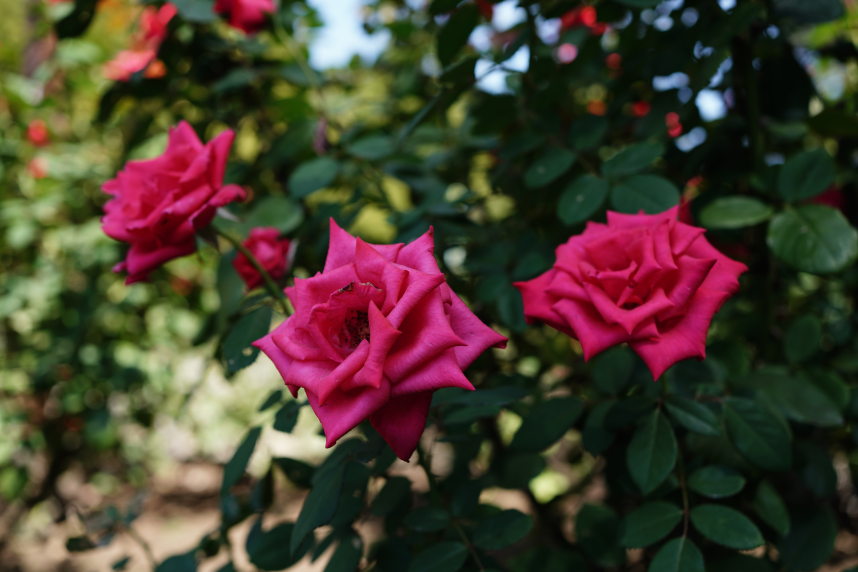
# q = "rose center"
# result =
<box><xmin>341</xmin><ymin>309</ymin><xmax>370</xmax><ymax>348</ymax></box>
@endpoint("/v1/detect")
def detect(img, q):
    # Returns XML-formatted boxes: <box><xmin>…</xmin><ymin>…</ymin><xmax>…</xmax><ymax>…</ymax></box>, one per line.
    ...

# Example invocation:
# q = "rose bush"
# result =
<box><xmin>233</xmin><ymin>227</ymin><xmax>293</xmax><ymax>290</ymax></box>
<box><xmin>254</xmin><ymin>221</ymin><xmax>507</xmax><ymax>460</ymax></box>
<box><xmin>101</xmin><ymin>121</ymin><xmax>245</xmax><ymax>284</ymax></box>
<box><xmin>515</xmin><ymin>206</ymin><xmax>747</xmax><ymax>380</ymax></box>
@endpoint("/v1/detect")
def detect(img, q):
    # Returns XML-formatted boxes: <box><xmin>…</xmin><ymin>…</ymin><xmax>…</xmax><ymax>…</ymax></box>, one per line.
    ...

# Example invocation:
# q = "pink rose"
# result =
<box><xmin>514</xmin><ymin>206</ymin><xmax>746</xmax><ymax>381</ymax></box>
<box><xmin>254</xmin><ymin>221</ymin><xmax>508</xmax><ymax>460</ymax></box>
<box><xmin>214</xmin><ymin>0</ymin><xmax>275</xmax><ymax>34</ymax></box>
<box><xmin>102</xmin><ymin>121</ymin><xmax>246</xmax><ymax>284</ymax></box>
<box><xmin>103</xmin><ymin>3</ymin><xmax>176</xmax><ymax>82</ymax></box>
<box><xmin>233</xmin><ymin>227</ymin><xmax>293</xmax><ymax>290</ymax></box>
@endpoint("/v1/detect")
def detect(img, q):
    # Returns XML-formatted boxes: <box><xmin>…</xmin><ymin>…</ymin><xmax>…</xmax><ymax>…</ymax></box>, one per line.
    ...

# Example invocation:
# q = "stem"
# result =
<box><xmin>454</xmin><ymin>520</ymin><xmax>486</xmax><ymax>572</ymax></box>
<box><xmin>124</xmin><ymin>524</ymin><xmax>157</xmax><ymax>570</ymax></box>
<box><xmin>416</xmin><ymin>441</ymin><xmax>441</xmax><ymax>502</ymax></box>
<box><xmin>214</xmin><ymin>227</ymin><xmax>291</xmax><ymax>315</ymax></box>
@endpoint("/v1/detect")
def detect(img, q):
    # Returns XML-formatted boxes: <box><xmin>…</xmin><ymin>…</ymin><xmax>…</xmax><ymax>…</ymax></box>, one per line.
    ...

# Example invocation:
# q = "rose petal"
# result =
<box><xmin>390</xmin><ymin>348</ymin><xmax>474</xmax><ymax>397</ymax></box>
<box><xmin>324</xmin><ymin>218</ymin><xmax>403</xmax><ymax>272</ymax></box>
<box><xmin>317</xmin><ymin>340</ymin><xmax>370</xmax><ymax>405</ymax></box>
<box><xmin>552</xmin><ymin>298</ymin><xmax>633</xmax><ymax>360</ymax></box>
<box><xmin>607</xmin><ymin>206</ymin><xmax>679</xmax><ymax>229</ymax></box>
<box><xmin>583</xmin><ymin>283</ymin><xmax>675</xmax><ymax>335</ymax></box>
<box><xmin>384</xmin><ymin>271</ymin><xmax>447</xmax><ymax>329</ymax></box>
<box><xmin>292</xmin><ymin>264</ymin><xmax>359</xmax><ymax>331</ymax></box>
<box><xmin>354</xmin><ymin>238</ymin><xmax>408</xmax><ymax>314</ymax></box>
<box><xmin>252</xmin><ymin>332</ymin><xmax>299</xmax><ymax>397</ymax></box>
<box><xmin>395</xmin><ymin>227</ymin><xmax>442</xmax><ymax>274</ymax></box>
<box><xmin>446</xmin><ymin>290</ymin><xmax>508</xmax><ymax>370</ymax></box>
<box><xmin>308</xmin><ymin>377</ymin><xmax>391</xmax><ymax>449</ymax></box>
<box><xmin>123</xmin><ymin>239</ymin><xmax>196</xmax><ymax>284</ymax></box>
<box><xmin>370</xmin><ymin>391</ymin><xmax>433</xmax><ymax>461</ymax></box>
<box><xmin>514</xmin><ymin>269</ymin><xmax>576</xmax><ymax>337</ymax></box>
<box><xmin>657</xmin><ymin>255</ymin><xmax>716</xmax><ymax>320</ymax></box>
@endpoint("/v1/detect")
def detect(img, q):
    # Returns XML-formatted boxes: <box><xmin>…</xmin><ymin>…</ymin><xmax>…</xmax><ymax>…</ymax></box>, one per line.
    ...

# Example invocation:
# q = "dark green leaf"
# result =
<box><xmin>582</xmin><ymin>401</ymin><xmax>617</xmax><ymax>455</ymax></box>
<box><xmin>619</xmin><ymin>501</ymin><xmax>683</xmax><ymax>548</ymax></box>
<box><xmin>510</xmin><ymin>397</ymin><xmax>584</xmax><ymax>452</ymax></box>
<box><xmin>473</xmin><ymin>509</ymin><xmax>532</xmax><ymax>550</ymax></box>
<box><xmin>258</xmin><ymin>390</ymin><xmax>282</xmax><ymax>412</ymax></box>
<box><xmin>406</xmin><ymin>542</ymin><xmax>468</xmax><ymax>572</ymax></box>
<box><xmin>627</xmin><ymin>409</ymin><xmax>677</xmax><ymax>495</ymax></box>
<box><xmin>248</xmin><ymin>520</ymin><xmax>310</xmax><ymax>571</ymax></box>
<box><xmin>558</xmin><ymin>175</ymin><xmax>608</xmax><ymax>226</ymax></box>
<box><xmin>289</xmin><ymin>157</ymin><xmax>340</xmax><ymax>198</ymax></box>
<box><xmin>172</xmin><ymin>0</ymin><xmax>217</xmax><ymax>22</ymax></box>
<box><xmin>767</xmin><ymin>205</ymin><xmax>858</xmax><ymax>274</ymax></box>
<box><xmin>774</xmin><ymin>0</ymin><xmax>844</xmax><ymax>24</ymax></box>
<box><xmin>664</xmin><ymin>396</ymin><xmax>722</xmax><ymax>436</ymax></box>
<box><xmin>155</xmin><ymin>554</ymin><xmax>196</xmax><ymax>572</ymax></box>
<box><xmin>648</xmin><ymin>538</ymin><xmax>704</xmax><ymax>572</ymax></box>
<box><xmin>700</xmin><ymin>197</ymin><xmax>773</xmax><ymax>229</ymax></box>
<box><xmin>221</xmin><ymin>426</ymin><xmax>262</xmax><ymax>494</ymax></box>
<box><xmin>439</xmin><ymin>56</ymin><xmax>479</xmax><ymax>85</ymax></box>
<box><xmin>292</xmin><ymin>453</ymin><xmax>351</xmax><ymax>554</ymax></box>
<box><xmin>55</xmin><ymin>0</ymin><xmax>98</xmax><ymax>38</ymax></box>
<box><xmin>614</xmin><ymin>0</ymin><xmax>660</xmax><ymax>6</ymax></box>
<box><xmin>273</xmin><ymin>457</ymin><xmax>314</xmax><ymax>489</ymax></box>
<box><xmin>498</xmin><ymin>131</ymin><xmax>545</xmax><ymax>160</ymax></box>
<box><xmin>371</xmin><ymin>476</ymin><xmax>412</xmax><ymax>516</ymax></box>
<box><xmin>237</xmin><ymin>196</ymin><xmax>304</xmax><ymax>235</ymax></box>
<box><xmin>605</xmin><ymin>396</ymin><xmax>656</xmax><ymax>429</ymax></box>
<box><xmin>524</xmin><ymin>147</ymin><xmax>575</xmax><ymax>188</ymax></box>
<box><xmin>324</xmin><ymin>533</ymin><xmax>363</xmax><ymax>572</ymax></box>
<box><xmin>750</xmin><ymin>369</ymin><xmax>843</xmax><ymax>427</ymax></box>
<box><xmin>689</xmin><ymin>504</ymin><xmax>764</xmax><ymax>550</ymax></box>
<box><xmin>601</xmin><ymin>142</ymin><xmax>664</xmax><ymax>178</ymax></box>
<box><xmin>451</xmin><ymin>480</ymin><xmax>483</xmax><ymax>518</ymax></box>
<box><xmin>798</xmin><ymin>441</ymin><xmax>837</xmax><ymax>498</ymax></box>
<box><xmin>437</xmin><ymin>5</ymin><xmax>479</xmax><ymax>66</ymax></box>
<box><xmin>723</xmin><ymin>397</ymin><xmax>792</xmax><ymax>472</ymax></box>
<box><xmin>568</xmin><ymin>115</ymin><xmax>608</xmax><ymax>150</ymax></box>
<box><xmin>346</xmin><ymin>135</ymin><xmax>395</xmax><ymax>160</ymax></box>
<box><xmin>223</xmin><ymin>306</ymin><xmax>272</xmax><ymax>374</ymax></box>
<box><xmin>807</xmin><ymin>108</ymin><xmax>858</xmax><ymax>137</ymax></box>
<box><xmin>212</xmin><ymin>69</ymin><xmax>257</xmax><ymax>93</ymax></box>
<box><xmin>778</xmin><ymin>149</ymin><xmax>835</xmax><ymax>202</ymax></box>
<box><xmin>448</xmin><ymin>386</ymin><xmax>528</xmax><ymax>407</ymax></box>
<box><xmin>610</xmin><ymin>175</ymin><xmax>680</xmax><ymax>214</ymax></box>
<box><xmin>112</xmin><ymin>557</ymin><xmax>130</xmax><ymax>571</ymax></box>
<box><xmin>273</xmin><ymin>401</ymin><xmax>301</xmax><ymax>433</ymax></box>
<box><xmin>66</xmin><ymin>536</ymin><xmax>96</xmax><ymax>552</ymax></box>
<box><xmin>444</xmin><ymin>404</ymin><xmax>502</xmax><ymax>425</ymax></box>
<box><xmin>429</xmin><ymin>0</ymin><xmax>462</xmax><ymax>15</ymax></box>
<box><xmin>575</xmin><ymin>504</ymin><xmax>624</xmax><ymax>566</ymax></box>
<box><xmin>806</xmin><ymin>368</ymin><xmax>850</xmax><ymax>411</ymax></box>
<box><xmin>778</xmin><ymin>506</ymin><xmax>837</xmax><ymax>571</ymax></box>
<box><xmin>783</xmin><ymin>314</ymin><xmax>822</xmax><ymax>364</ymax></box>
<box><xmin>687</xmin><ymin>466</ymin><xmax>745</xmax><ymax>498</ymax></box>
<box><xmin>591</xmin><ymin>346</ymin><xmax>634</xmax><ymax>395</ymax></box>
<box><xmin>404</xmin><ymin>507</ymin><xmax>450</xmax><ymax>533</ymax></box>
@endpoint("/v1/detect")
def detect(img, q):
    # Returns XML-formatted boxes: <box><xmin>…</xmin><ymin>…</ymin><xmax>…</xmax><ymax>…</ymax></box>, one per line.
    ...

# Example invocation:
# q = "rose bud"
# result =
<box><xmin>233</xmin><ymin>227</ymin><xmax>293</xmax><ymax>290</ymax></box>
<box><xmin>101</xmin><ymin>121</ymin><xmax>246</xmax><ymax>284</ymax></box>
<box><xmin>514</xmin><ymin>206</ymin><xmax>746</xmax><ymax>381</ymax></box>
<box><xmin>27</xmin><ymin>120</ymin><xmax>50</xmax><ymax>147</ymax></box>
<box><xmin>254</xmin><ymin>220</ymin><xmax>507</xmax><ymax>460</ymax></box>
<box><xmin>214</xmin><ymin>0</ymin><xmax>275</xmax><ymax>34</ymax></box>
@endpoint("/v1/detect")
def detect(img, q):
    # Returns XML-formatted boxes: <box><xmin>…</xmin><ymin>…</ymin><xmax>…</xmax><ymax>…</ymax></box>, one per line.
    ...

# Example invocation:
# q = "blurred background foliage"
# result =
<box><xmin>2</xmin><ymin>0</ymin><xmax>858</xmax><ymax>570</ymax></box>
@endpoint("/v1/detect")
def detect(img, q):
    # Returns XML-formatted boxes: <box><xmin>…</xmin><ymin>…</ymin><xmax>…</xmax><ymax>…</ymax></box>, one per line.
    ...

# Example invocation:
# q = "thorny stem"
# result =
<box><xmin>124</xmin><ymin>524</ymin><xmax>157</xmax><ymax>570</ymax></box>
<box><xmin>454</xmin><ymin>520</ymin><xmax>486</xmax><ymax>572</ymax></box>
<box><xmin>214</xmin><ymin>227</ymin><xmax>291</xmax><ymax>316</ymax></box>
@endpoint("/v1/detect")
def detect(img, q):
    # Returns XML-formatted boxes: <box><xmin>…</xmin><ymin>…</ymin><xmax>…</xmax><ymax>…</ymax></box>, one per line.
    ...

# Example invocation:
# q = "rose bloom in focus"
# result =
<box><xmin>27</xmin><ymin>120</ymin><xmax>50</xmax><ymax>147</ymax></box>
<box><xmin>233</xmin><ymin>227</ymin><xmax>293</xmax><ymax>290</ymax></box>
<box><xmin>515</xmin><ymin>206</ymin><xmax>747</xmax><ymax>380</ymax></box>
<box><xmin>214</xmin><ymin>0</ymin><xmax>275</xmax><ymax>34</ymax></box>
<box><xmin>101</xmin><ymin>121</ymin><xmax>246</xmax><ymax>284</ymax></box>
<box><xmin>103</xmin><ymin>3</ymin><xmax>176</xmax><ymax>81</ymax></box>
<box><xmin>255</xmin><ymin>221</ymin><xmax>507</xmax><ymax>460</ymax></box>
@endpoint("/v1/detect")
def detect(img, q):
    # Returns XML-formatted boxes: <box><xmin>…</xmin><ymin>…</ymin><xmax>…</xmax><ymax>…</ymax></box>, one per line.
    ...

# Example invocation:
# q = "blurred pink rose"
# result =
<box><xmin>101</xmin><ymin>121</ymin><xmax>245</xmax><ymax>284</ymax></box>
<box><xmin>233</xmin><ymin>227</ymin><xmax>292</xmax><ymax>290</ymax></box>
<box><xmin>103</xmin><ymin>3</ymin><xmax>176</xmax><ymax>82</ymax></box>
<box><xmin>255</xmin><ymin>220</ymin><xmax>507</xmax><ymax>460</ymax></box>
<box><xmin>214</xmin><ymin>0</ymin><xmax>275</xmax><ymax>34</ymax></box>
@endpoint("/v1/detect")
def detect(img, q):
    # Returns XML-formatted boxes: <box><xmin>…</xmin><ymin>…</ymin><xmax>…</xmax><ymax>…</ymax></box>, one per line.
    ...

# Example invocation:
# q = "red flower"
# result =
<box><xmin>254</xmin><ymin>220</ymin><xmax>507</xmax><ymax>460</ymax></box>
<box><xmin>214</xmin><ymin>0</ymin><xmax>275</xmax><ymax>34</ymax></box>
<box><xmin>809</xmin><ymin>186</ymin><xmax>845</xmax><ymax>212</ymax></box>
<box><xmin>233</xmin><ymin>227</ymin><xmax>293</xmax><ymax>290</ymax></box>
<box><xmin>103</xmin><ymin>3</ymin><xmax>176</xmax><ymax>82</ymax></box>
<box><xmin>560</xmin><ymin>6</ymin><xmax>606</xmax><ymax>35</ymax></box>
<box><xmin>101</xmin><ymin>122</ymin><xmax>246</xmax><ymax>284</ymax></box>
<box><xmin>632</xmin><ymin>101</ymin><xmax>651</xmax><ymax>117</ymax></box>
<box><xmin>514</xmin><ymin>207</ymin><xmax>746</xmax><ymax>380</ymax></box>
<box><xmin>666</xmin><ymin>112</ymin><xmax>682</xmax><ymax>138</ymax></box>
<box><xmin>27</xmin><ymin>120</ymin><xmax>50</xmax><ymax>147</ymax></box>
<box><xmin>475</xmin><ymin>0</ymin><xmax>494</xmax><ymax>20</ymax></box>
<box><xmin>606</xmin><ymin>53</ymin><xmax>621</xmax><ymax>70</ymax></box>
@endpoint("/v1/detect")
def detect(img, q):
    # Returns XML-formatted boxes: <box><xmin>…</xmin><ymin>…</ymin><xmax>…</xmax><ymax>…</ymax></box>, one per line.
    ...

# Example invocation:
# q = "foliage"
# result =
<box><xmin>2</xmin><ymin>0</ymin><xmax>858</xmax><ymax>571</ymax></box>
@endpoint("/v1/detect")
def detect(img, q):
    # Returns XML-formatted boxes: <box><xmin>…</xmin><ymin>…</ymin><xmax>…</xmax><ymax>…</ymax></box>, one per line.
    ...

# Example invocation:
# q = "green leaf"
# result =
<box><xmin>498</xmin><ymin>131</ymin><xmax>545</xmax><ymax>160</ymax></box>
<box><xmin>289</xmin><ymin>157</ymin><xmax>340</xmax><ymax>198</ymax></box>
<box><xmin>248</xmin><ymin>520</ymin><xmax>311</xmax><ymax>571</ymax></box>
<box><xmin>699</xmin><ymin>196</ymin><xmax>773</xmax><ymax>229</ymax></box>
<box><xmin>437</xmin><ymin>4</ymin><xmax>478</xmax><ymax>66</ymax></box>
<box><xmin>212</xmin><ymin>69</ymin><xmax>257</xmax><ymax>93</ymax></box>
<box><xmin>687</xmin><ymin>465</ymin><xmax>745</xmax><ymax>498</ymax></box>
<box><xmin>346</xmin><ymin>135</ymin><xmax>395</xmax><ymax>160</ymax></box>
<box><xmin>806</xmin><ymin>368</ymin><xmax>850</xmax><ymax>411</ymax></box>
<box><xmin>648</xmin><ymin>538</ymin><xmax>704</xmax><ymax>572</ymax></box>
<box><xmin>591</xmin><ymin>346</ymin><xmax>634</xmax><ymax>394</ymax></box>
<box><xmin>605</xmin><ymin>396</ymin><xmax>657</xmax><ymax>429</ymax></box>
<box><xmin>807</xmin><ymin>108</ymin><xmax>858</xmax><ymax>138</ymax></box>
<box><xmin>273</xmin><ymin>457</ymin><xmax>314</xmax><ymax>489</ymax></box>
<box><xmin>237</xmin><ymin>196</ymin><xmax>304</xmax><ymax>234</ymax></box>
<box><xmin>575</xmin><ymin>504</ymin><xmax>624</xmax><ymax>566</ymax></box>
<box><xmin>601</xmin><ymin>142</ymin><xmax>664</xmax><ymax>178</ymax></box>
<box><xmin>292</xmin><ymin>454</ymin><xmax>350</xmax><ymax>554</ymax></box>
<box><xmin>767</xmin><ymin>205</ymin><xmax>858</xmax><ymax>274</ymax></box>
<box><xmin>439</xmin><ymin>55</ymin><xmax>479</xmax><ymax>85</ymax></box>
<box><xmin>273</xmin><ymin>400</ymin><xmax>301</xmax><ymax>433</ymax></box>
<box><xmin>568</xmin><ymin>115</ymin><xmax>609</xmax><ymax>150</ymax></box>
<box><xmin>444</xmin><ymin>404</ymin><xmax>502</xmax><ymax>425</ymax></box>
<box><xmin>750</xmin><ymin>369</ymin><xmax>843</xmax><ymax>427</ymax></box>
<box><xmin>509</xmin><ymin>397</ymin><xmax>585</xmax><ymax>452</ymax></box>
<box><xmin>221</xmin><ymin>426</ymin><xmax>262</xmax><ymax>494</ymax></box>
<box><xmin>112</xmin><ymin>557</ymin><xmax>130</xmax><ymax>571</ymax></box>
<box><xmin>610</xmin><ymin>175</ymin><xmax>680</xmax><ymax>214</ymax></box>
<box><xmin>428</xmin><ymin>0</ymin><xmax>461</xmax><ymax>14</ymax></box>
<box><xmin>222</xmin><ymin>306</ymin><xmax>272</xmax><ymax>374</ymax></box>
<box><xmin>171</xmin><ymin>0</ymin><xmax>217</xmax><ymax>22</ymax></box>
<box><xmin>406</xmin><ymin>542</ymin><xmax>468</xmax><ymax>572</ymax></box>
<box><xmin>664</xmin><ymin>396</ymin><xmax>722</xmax><ymax>436</ymax></box>
<box><xmin>690</xmin><ymin>504</ymin><xmax>764</xmax><ymax>550</ymax></box>
<box><xmin>405</xmin><ymin>507</ymin><xmax>450</xmax><ymax>533</ymax></box>
<box><xmin>473</xmin><ymin>509</ymin><xmax>533</xmax><ymax>550</ymax></box>
<box><xmin>626</xmin><ymin>409</ymin><xmax>677</xmax><ymax>495</ymax></box>
<box><xmin>558</xmin><ymin>175</ymin><xmax>608</xmax><ymax>226</ymax></box>
<box><xmin>448</xmin><ymin>386</ymin><xmax>528</xmax><ymax>407</ymax></box>
<box><xmin>258</xmin><ymin>390</ymin><xmax>282</xmax><ymax>412</ymax></box>
<box><xmin>778</xmin><ymin>149</ymin><xmax>835</xmax><ymax>202</ymax></box>
<box><xmin>582</xmin><ymin>401</ymin><xmax>617</xmax><ymax>455</ymax></box>
<box><xmin>619</xmin><ymin>501</ymin><xmax>683</xmax><ymax>548</ymax></box>
<box><xmin>783</xmin><ymin>314</ymin><xmax>822</xmax><ymax>364</ymax></box>
<box><xmin>155</xmin><ymin>553</ymin><xmax>197</xmax><ymax>572</ymax></box>
<box><xmin>778</xmin><ymin>506</ymin><xmax>837</xmax><ymax>571</ymax></box>
<box><xmin>524</xmin><ymin>147</ymin><xmax>575</xmax><ymax>188</ymax></box>
<box><xmin>774</xmin><ymin>0</ymin><xmax>844</xmax><ymax>24</ymax></box>
<box><xmin>65</xmin><ymin>536</ymin><xmax>96</xmax><ymax>552</ymax></box>
<box><xmin>324</xmin><ymin>533</ymin><xmax>363</xmax><ymax>572</ymax></box>
<box><xmin>371</xmin><ymin>476</ymin><xmax>412</xmax><ymax>515</ymax></box>
<box><xmin>613</xmin><ymin>0</ymin><xmax>660</xmax><ymax>6</ymax></box>
<box><xmin>723</xmin><ymin>397</ymin><xmax>792</xmax><ymax>472</ymax></box>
